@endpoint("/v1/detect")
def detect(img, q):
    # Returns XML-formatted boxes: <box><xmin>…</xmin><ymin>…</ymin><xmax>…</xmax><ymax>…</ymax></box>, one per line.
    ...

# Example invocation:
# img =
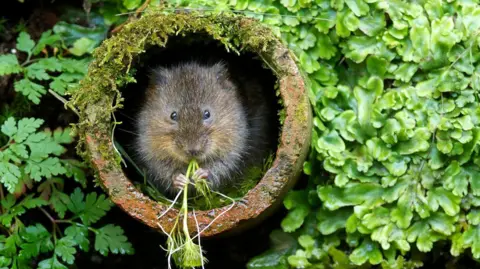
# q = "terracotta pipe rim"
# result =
<box><xmin>82</xmin><ymin>12</ymin><xmax>312</xmax><ymax>237</ymax></box>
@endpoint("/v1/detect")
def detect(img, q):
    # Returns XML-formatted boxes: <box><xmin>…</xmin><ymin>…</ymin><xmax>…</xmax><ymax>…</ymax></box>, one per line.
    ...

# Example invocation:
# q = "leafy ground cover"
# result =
<box><xmin>3</xmin><ymin>0</ymin><xmax>480</xmax><ymax>268</ymax></box>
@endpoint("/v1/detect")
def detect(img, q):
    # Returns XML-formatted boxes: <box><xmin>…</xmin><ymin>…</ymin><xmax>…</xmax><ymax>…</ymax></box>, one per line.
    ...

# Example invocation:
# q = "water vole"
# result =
<box><xmin>135</xmin><ymin>61</ymin><xmax>273</xmax><ymax>196</ymax></box>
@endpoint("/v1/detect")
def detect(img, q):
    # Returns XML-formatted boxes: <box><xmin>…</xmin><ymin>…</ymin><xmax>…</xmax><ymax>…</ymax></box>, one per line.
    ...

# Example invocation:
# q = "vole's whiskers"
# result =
<box><xmin>117</xmin><ymin>128</ymin><xmax>140</xmax><ymax>136</ymax></box>
<box><xmin>115</xmin><ymin>111</ymin><xmax>137</xmax><ymax>122</ymax></box>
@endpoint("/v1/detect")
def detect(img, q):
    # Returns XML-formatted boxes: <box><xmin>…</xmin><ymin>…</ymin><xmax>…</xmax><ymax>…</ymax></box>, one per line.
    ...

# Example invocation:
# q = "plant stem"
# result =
<box><xmin>111</xmin><ymin>0</ymin><xmax>152</xmax><ymax>34</ymax></box>
<box><xmin>136</xmin><ymin>0</ymin><xmax>151</xmax><ymax>16</ymax></box>
<box><xmin>182</xmin><ymin>162</ymin><xmax>194</xmax><ymax>238</ymax></box>
<box><xmin>182</xmin><ymin>184</ymin><xmax>190</xmax><ymax>238</ymax></box>
<box><xmin>39</xmin><ymin>207</ymin><xmax>98</xmax><ymax>235</ymax></box>
<box><xmin>0</xmin><ymin>185</ymin><xmax>4</xmax><ymax>214</ymax></box>
<box><xmin>21</xmin><ymin>54</ymin><xmax>34</xmax><ymax>67</ymax></box>
<box><xmin>0</xmin><ymin>139</ymin><xmax>12</xmax><ymax>151</ymax></box>
<box><xmin>39</xmin><ymin>207</ymin><xmax>55</xmax><ymax>223</ymax></box>
<box><xmin>52</xmin><ymin>222</ymin><xmax>58</xmax><ymax>242</ymax></box>
<box><xmin>111</xmin><ymin>113</ymin><xmax>127</xmax><ymax>167</ymax></box>
<box><xmin>56</xmin><ymin>220</ymin><xmax>98</xmax><ymax>233</ymax></box>
<box><xmin>48</xmin><ymin>89</ymin><xmax>80</xmax><ymax>117</ymax></box>
<box><xmin>39</xmin><ymin>207</ymin><xmax>59</xmax><ymax>242</ymax></box>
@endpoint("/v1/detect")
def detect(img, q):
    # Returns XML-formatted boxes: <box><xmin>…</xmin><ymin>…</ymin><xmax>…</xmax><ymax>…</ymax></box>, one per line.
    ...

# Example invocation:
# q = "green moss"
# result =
<box><xmin>294</xmin><ymin>98</ymin><xmax>309</xmax><ymax>125</ymax></box>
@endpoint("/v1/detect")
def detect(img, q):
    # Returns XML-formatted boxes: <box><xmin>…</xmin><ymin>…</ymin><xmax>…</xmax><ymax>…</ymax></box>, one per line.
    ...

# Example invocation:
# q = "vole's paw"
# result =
<box><xmin>173</xmin><ymin>173</ymin><xmax>188</xmax><ymax>190</ymax></box>
<box><xmin>193</xmin><ymin>168</ymin><xmax>209</xmax><ymax>181</ymax></box>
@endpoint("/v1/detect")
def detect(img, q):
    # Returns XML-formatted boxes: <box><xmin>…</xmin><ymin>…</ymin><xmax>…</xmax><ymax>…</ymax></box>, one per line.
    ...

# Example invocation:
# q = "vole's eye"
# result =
<box><xmin>170</xmin><ymin>111</ymin><xmax>178</xmax><ymax>121</ymax></box>
<box><xmin>203</xmin><ymin>110</ymin><xmax>211</xmax><ymax>120</ymax></box>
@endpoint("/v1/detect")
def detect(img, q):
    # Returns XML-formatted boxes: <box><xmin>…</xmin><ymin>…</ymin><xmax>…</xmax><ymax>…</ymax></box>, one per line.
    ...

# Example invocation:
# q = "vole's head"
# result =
<box><xmin>138</xmin><ymin>61</ymin><xmax>248</xmax><ymax>164</ymax></box>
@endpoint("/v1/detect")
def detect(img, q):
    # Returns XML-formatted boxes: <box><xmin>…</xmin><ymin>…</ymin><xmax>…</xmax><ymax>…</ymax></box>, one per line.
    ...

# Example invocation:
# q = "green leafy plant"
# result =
<box><xmin>165</xmin><ymin>160</ymin><xmax>206</xmax><ymax>268</ymax></box>
<box><xmin>0</xmin><ymin>30</ymin><xmax>89</xmax><ymax>104</ymax></box>
<box><xmin>162</xmin><ymin>0</ymin><xmax>480</xmax><ymax>267</ymax></box>
<box><xmin>1</xmin><ymin>6</ymin><xmax>136</xmax><ymax>267</ymax></box>
<box><xmin>160</xmin><ymin>159</ymin><xmax>219</xmax><ymax>269</ymax></box>
<box><xmin>0</xmin><ymin>117</ymin><xmax>134</xmax><ymax>268</ymax></box>
<box><xmin>87</xmin><ymin>0</ymin><xmax>162</xmax><ymax>27</ymax></box>
<box><xmin>0</xmin><ymin>117</ymin><xmax>81</xmax><ymax>193</ymax></box>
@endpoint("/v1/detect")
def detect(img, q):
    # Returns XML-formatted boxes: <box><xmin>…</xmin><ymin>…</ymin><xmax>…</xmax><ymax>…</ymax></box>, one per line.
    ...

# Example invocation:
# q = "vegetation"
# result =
<box><xmin>3</xmin><ymin>0</ymin><xmax>480</xmax><ymax>268</ymax></box>
<box><xmin>163</xmin><ymin>159</ymin><xmax>212</xmax><ymax>269</ymax></box>
<box><xmin>0</xmin><ymin>117</ymin><xmax>134</xmax><ymax>268</ymax></box>
<box><xmin>0</xmin><ymin>5</ymin><xmax>134</xmax><ymax>268</ymax></box>
<box><xmin>190</xmin><ymin>0</ymin><xmax>480</xmax><ymax>268</ymax></box>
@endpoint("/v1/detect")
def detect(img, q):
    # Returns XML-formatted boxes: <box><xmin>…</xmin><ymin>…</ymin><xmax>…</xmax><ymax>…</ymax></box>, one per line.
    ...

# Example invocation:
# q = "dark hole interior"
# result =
<box><xmin>113</xmin><ymin>33</ymin><xmax>281</xmax><ymax>208</ymax></box>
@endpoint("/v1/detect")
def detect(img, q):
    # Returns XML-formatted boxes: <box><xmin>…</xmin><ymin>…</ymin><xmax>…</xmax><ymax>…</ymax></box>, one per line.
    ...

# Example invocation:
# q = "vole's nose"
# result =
<box><xmin>188</xmin><ymin>149</ymin><xmax>200</xmax><ymax>156</ymax></box>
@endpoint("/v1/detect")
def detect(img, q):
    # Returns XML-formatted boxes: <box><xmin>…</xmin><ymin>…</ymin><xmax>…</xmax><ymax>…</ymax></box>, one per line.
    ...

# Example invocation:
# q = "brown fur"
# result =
<box><xmin>135</xmin><ymin>61</ymin><xmax>272</xmax><ymax>196</ymax></box>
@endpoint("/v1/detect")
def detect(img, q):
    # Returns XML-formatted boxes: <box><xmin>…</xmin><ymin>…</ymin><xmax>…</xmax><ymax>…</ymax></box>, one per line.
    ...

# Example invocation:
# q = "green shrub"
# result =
<box><xmin>165</xmin><ymin>0</ymin><xmax>480</xmax><ymax>267</ymax></box>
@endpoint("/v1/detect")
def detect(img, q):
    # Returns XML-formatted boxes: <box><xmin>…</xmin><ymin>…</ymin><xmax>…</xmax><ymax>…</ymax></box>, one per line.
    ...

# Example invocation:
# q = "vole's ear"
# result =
<box><xmin>150</xmin><ymin>67</ymin><xmax>169</xmax><ymax>86</ymax></box>
<box><xmin>211</xmin><ymin>61</ymin><xmax>229</xmax><ymax>81</ymax></box>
